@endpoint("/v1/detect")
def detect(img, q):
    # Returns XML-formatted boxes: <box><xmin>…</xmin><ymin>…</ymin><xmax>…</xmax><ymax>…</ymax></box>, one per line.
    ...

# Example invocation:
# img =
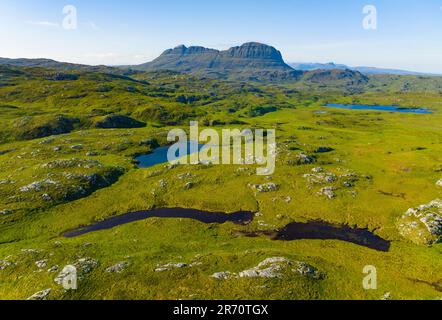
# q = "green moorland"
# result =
<box><xmin>0</xmin><ymin>65</ymin><xmax>441</xmax><ymax>300</ymax></box>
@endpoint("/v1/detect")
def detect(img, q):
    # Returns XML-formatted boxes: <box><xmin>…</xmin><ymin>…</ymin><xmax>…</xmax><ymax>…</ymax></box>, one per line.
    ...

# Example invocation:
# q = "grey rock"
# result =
<box><xmin>35</xmin><ymin>259</ymin><xmax>48</xmax><ymax>269</ymax></box>
<box><xmin>167</xmin><ymin>163</ymin><xmax>179</xmax><ymax>169</ymax></box>
<box><xmin>315</xmin><ymin>146</ymin><xmax>334</xmax><ymax>153</ymax></box>
<box><xmin>184</xmin><ymin>182</ymin><xmax>194</xmax><ymax>190</ymax></box>
<box><xmin>292</xmin><ymin>261</ymin><xmax>323</xmax><ymax>279</ymax></box>
<box><xmin>21</xmin><ymin>249</ymin><xmax>41</xmax><ymax>255</ymax></box>
<box><xmin>41</xmin><ymin>193</ymin><xmax>52</xmax><ymax>201</ymax></box>
<box><xmin>0</xmin><ymin>209</ymin><xmax>13</xmax><ymax>215</ymax></box>
<box><xmin>211</xmin><ymin>271</ymin><xmax>233</xmax><ymax>280</ymax></box>
<box><xmin>0</xmin><ymin>260</ymin><xmax>14</xmax><ymax>270</ymax></box>
<box><xmin>20</xmin><ymin>179</ymin><xmax>58</xmax><ymax>192</ymax></box>
<box><xmin>304</xmin><ymin>173</ymin><xmax>337</xmax><ymax>185</ymax></box>
<box><xmin>343</xmin><ymin>181</ymin><xmax>354</xmax><ymax>188</ymax></box>
<box><xmin>237</xmin><ymin>257</ymin><xmax>323</xmax><ymax>280</ymax></box>
<box><xmin>47</xmin><ymin>265</ymin><xmax>59</xmax><ymax>273</ymax></box>
<box><xmin>398</xmin><ymin>199</ymin><xmax>442</xmax><ymax>245</ymax></box>
<box><xmin>74</xmin><ymin>257</ymin><xmax>99</xmax><ymax>275</ymax></box>
<box><xmin>239</xmin><ymin>257</ymin><xmax>291</xmax><ymax>279</ymax></box>
<box><xmin>381</xmin><ymin>292</ymin><xmax>391</xmax><ymax>300</ymax></box>
<box><xmin>155</xmin><ymin>263</ymin><xmax>188</xmax><ymax>272</ymax></box>
<box><xmin>288</xmin><ymin>153</ymin><xmax>316</xmax><ymax>165</ymax></box>
<box><xmin>178</xmin><ymin>172</ymin><xmax>194</xmax><ymax>180</ymax></box>
<box><xmin>158</xmin><ymin>179</ymin><xmax>167</xmax><ymax>189</ymax></box>
<box><xmin>105</xmin><ymin>261</ymin><xmax>129</xmax><ymax>273</ymax></box>
<box><xmin>317</xmin><ymin>187</ymin><xmax>336</xmax><ymax>199</ymax></box>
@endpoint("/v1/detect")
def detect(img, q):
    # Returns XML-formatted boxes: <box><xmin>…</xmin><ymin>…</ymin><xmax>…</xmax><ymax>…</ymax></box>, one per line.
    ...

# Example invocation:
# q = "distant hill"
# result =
<box><xmin>130</xmin><ymin>42</ymin><xmax>302</xmax><ymax>81</ymax></box>
<box><xmin>289</xmin><ymin>62</ymin><xmax>437</xmax><ymax>76</ymax></box>
<box><xmin>301</xmin><ymin>69</ymin><xmax>368</xmax><ymax>85</ymax></box>
<box><xmin>0</xmin><ymin>57</ymin><xmax>135</xmax><ymax>75</ymax></box>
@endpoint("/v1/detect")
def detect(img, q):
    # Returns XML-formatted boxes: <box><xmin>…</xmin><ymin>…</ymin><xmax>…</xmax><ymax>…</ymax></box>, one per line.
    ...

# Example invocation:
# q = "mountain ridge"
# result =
<box><xmin>0</xmin><ymin>43</ymin><xmax>439</xmax><ymax>80</ymax></box>
<box><xmin>289</xmin><ymin>62</ymin><xmax>440</xmax><ymax>76</ymax></box>
<box><xmin>131</xmin><ymin>42</ymin><xmax>301</xmax><ymax>81</ymax></box>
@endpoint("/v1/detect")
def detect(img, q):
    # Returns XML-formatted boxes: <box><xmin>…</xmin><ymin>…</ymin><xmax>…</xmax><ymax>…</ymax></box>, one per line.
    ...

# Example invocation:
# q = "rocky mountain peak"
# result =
<box><xmin>225</xmin><ymin>42</ymin><xmax>284</xmax><ymax>61</ymax></box>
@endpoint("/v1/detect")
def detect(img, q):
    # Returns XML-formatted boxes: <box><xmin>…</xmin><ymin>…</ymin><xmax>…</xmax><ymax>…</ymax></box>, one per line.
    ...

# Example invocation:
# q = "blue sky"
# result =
<box><xmin>1</xmin><ymin>0</ymin><xmax>442</xmax><ymax>72</ymax></box>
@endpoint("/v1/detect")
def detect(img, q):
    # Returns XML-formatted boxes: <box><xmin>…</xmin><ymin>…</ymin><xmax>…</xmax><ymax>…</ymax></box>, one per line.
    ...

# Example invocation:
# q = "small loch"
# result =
<box><xmin>63</xmin><ymin>208</ymin><xmax>391</xmax><ymax>252</ymax></box>
<box><xmin>325</xmin><ymin>103</ymin><xmax>431</xmax><ymax>114</ymax></box>
<box><xmin>135</xmin><ymin>141</ymin><xmax>206</xmax><ymax>168</ymax></box>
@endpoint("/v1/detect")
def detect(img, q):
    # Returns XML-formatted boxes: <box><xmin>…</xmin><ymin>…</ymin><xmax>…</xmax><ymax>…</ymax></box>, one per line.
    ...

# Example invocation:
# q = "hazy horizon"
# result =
<box><xmin>1</xmin><ymin>0</ymin><xmax>442</xmax><ymax>73</ymax></box>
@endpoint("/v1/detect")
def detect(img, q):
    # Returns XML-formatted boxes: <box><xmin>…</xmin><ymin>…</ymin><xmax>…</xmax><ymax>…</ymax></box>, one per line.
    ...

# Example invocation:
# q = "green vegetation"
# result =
<box><xmin>0</xmin><ymin>63</ymin><xmax>442</xmax><ymax>300</ymax></box>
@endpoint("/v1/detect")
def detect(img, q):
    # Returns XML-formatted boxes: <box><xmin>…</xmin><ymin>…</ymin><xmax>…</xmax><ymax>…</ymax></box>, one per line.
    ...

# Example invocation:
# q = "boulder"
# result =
<box><xmin>381</xmin><ymin>292</ymin><xmax>392</xmax><ymax>300</ymax></box>
<box><xmin>398</xmin><ymin>199</ymin><xmax>442</xmax><ymax>245</ymax></box>
<box><xmin>184</xmin><ymin>182</ymin><xmax>194</xmax><ymax>190</ymax></box>
<box><xmin>47</xmin><ymin>265</ymin><xmax>59</xmax><ymax>273</ymax></box>
<box><xmin>74</xmin><ymin>257</ymin><xmax>99</xmax><ymax>275</ymax></box>
<box><xmin>211</xmin><ymin>272</ymin><xmax>233</xmax><ymax>280</ymax></box>
<box><xmin>288</xmin><ymin>153</ymin><xmax>316</xmax><ymax>165</ymax></box>
<box><xmin>437</xmin><ymin>180</ymin><xmax>442</xmax><ymax>187</ymax></box>
<box><xmin>238</xmin><ymin>257</ymin><xmax>322</xmax><ymax>279</ymax></box>
<box><xmin>292</xmin><ymin>261</ymin><xmax>323</xmax><ymax>279</ymax></box>
<box><xmin>105</xmin><ymin>261</ymin><xmax>129</xmax><ymax>273</ymax></box>
<box><xmin>0</xmin><ymin>209</ymin><xmax>13</xmax><ymax>215</ymax></box>
<box><xmin>304</xmin><ymin>173</ymin><xmax>337</xmax><ymax>185</ymax></box>
<box><xmin>317</xmin><ymin>187</ymin><xmax>337</xmax><ymax>199</ymax></box>
<box><xmin>250</xmin><ymin>183</ymin><xmax>279</xmax><ymax>193</ymax></box>
<box><xmin>35</xmin><ymin>259</ymin><xmax>48</xmax><ymax>269</ymax></box>
<box><xmin>0</xmin><ymin>260</ymin><xmax>13</xmax><ymax>270</ymax></box>
<box><xmin>315</xmin><ymin>146</ymin><xmax>334</xmax><ymax>153</ymax></box>
<box><xmin>155</xmin><ymin>263</ymin><xmax>188</xmax><ymax>272</ymax></box>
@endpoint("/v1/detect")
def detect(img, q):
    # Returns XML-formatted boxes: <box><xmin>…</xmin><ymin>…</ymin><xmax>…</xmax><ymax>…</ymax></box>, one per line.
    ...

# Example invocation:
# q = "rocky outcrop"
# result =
<box><xmin>19</xmin><ymin>164</ymin><xmax>124</xmax><ymax>206</ymax></box>
<box><xmin>211</xmin><ymin>271</ymin><xmax>233</xmax><ymax>280</ymax></box>
<box><xmin>250</xmin><ymin>183</ymin><xmax>279</xmax><ymax>193</ymax></box>
<box><xmin>0</xmin><ymin>260</ymin><xmax>14</xmax><ymax>270</ymax></box>
<box><xmin>35</xmin><ymin>260</ymin><xmax>48</xmax><ymax>269</ymax></box>
<box><xmin>105</xmin><ymin>261</ymin><xmax>129</xmax><ymax>273</ymax></box>
<box><xmin>287</xmin><ymin>153</ymin><xmax>316</xmax><ymax>165</ymax></box>
<box><xmin>317</xmin><ymin>187</ymin><xmax>337</xmax><ymax>199</ymax></box>
<box><xmin>94</xmin><ymin>115</ymin><xmax>145</xmax><ymax>129</ymax></box>
<box><xmin>211</xmin><ymin>257</ymin><xmax>323</xmax><ymax>280</ymax></box>
<box><xmin>26</xmin><ymin>289</ymin><xmax>51</xmax><ymax>301</ymax></box>
<box><xmin>398</xmin><ymin>199</ymin><xmax>442</xmax><ymax>245</ymax></box>
<box><xmin>155</xmin><ymin>263</ymin><xmax>188</xmax><ymax>272</ymax></box>
<box><xmin>55</xmin><ymin>258</ymin><xmax>99</xmax><ymax>285</ymax></box>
